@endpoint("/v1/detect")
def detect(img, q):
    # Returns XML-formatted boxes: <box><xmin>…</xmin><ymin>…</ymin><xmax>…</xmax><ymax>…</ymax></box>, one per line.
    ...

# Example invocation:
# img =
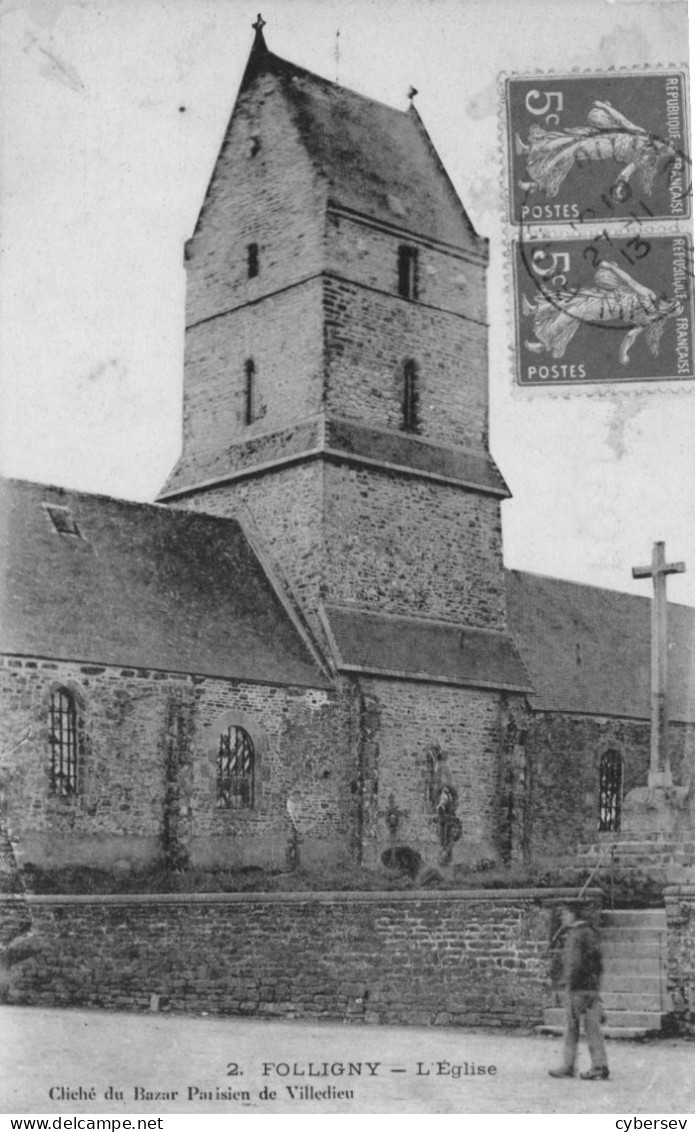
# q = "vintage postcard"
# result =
<box><xmin>0</xmin><ymin>0</ymin><xmax>693</xmax><ymax>1122</ymax></box>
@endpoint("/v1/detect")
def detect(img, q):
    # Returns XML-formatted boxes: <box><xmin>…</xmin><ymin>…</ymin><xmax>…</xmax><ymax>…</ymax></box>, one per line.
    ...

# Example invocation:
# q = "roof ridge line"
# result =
<box><xmin>1</xmin><ymin>476</ymin><xmax>257</xmax><ymax>534</ymax></box>
<box><xmin>234</xmin><ymin>507</ymin><xmax>334</xmax><ymax>682</ymax></box>
<box><xmin>323</xmin><ymin>602</ymin><xmax>517</xmax><ymax>637</ymax></box>
<box><xmin>505</xmin><ymin>566</ymin><xmax>694</xmax><ymax>611</ymax></box>
<box><xmin>264</xmin><ymin>49</ymin><xmax>410</xmax><ymax>118</ymax></box>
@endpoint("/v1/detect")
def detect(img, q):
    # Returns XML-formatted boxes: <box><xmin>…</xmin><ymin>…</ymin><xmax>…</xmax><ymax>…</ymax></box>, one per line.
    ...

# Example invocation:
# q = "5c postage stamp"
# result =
<box><xmin>512</xmin><ymin>232</ymin><xmax>693</xmax><ymax>385</ymax></box>
<box><xmin>506</xmin><ymin>72</ymin><xmax>691</xmax><ymax>225</ymax></box>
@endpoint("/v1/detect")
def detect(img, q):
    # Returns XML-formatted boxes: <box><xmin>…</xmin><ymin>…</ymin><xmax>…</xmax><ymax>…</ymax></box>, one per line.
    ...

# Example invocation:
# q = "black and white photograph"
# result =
<box><xmin>0</xmin><ymin>0</ymin><xmax>693</xmax><ymax>1119</ymax></box>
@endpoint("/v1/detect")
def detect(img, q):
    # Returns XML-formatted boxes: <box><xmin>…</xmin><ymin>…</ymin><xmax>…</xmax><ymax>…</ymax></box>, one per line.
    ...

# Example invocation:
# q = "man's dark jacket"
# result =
<box><xmin>561</xmin><ymin>920</ymin><xmax>604</xmax><ymax>991</ymax></box>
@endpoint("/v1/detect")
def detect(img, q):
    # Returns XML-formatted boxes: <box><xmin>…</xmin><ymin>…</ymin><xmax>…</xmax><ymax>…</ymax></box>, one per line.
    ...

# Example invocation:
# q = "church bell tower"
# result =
<box><xmin>159</xmin><ymin>20</ymin><xmax>531</xmax><ymax>869</ymax></box>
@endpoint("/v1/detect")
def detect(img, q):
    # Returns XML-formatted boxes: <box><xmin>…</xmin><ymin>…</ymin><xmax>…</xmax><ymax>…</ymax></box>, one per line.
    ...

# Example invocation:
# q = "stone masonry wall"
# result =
<box><xmin>357</xmin><ymin>679</ymin><xmax>504</xmax><ymax>872</ymax></box>
<box><xmin>325</xmin><ymin>210</ymin><xmax>486</xmax><ymax>322</ymax></box>
<box><xmin>185</xmin><ymin>71</ymin><xmax>326</xmax><ymax>328</ymax></box>
<box><xmin>175</xmin><ymin>73</ymin><xmax>491</xmax><ymax>491</ymax></box>
<box><xmin>180</xmin><ymin>282</ymin><xmax>325</xmax><ymax>478</ymax></box>
<box><xmin>0</xmin><ymin>896</ymin><xmax>30</xmax><ymax>948</ymax></box>
<box><xmin>174</xmin><ymin>464</ymin><xmax>327</xmax><ymax>646</ymax></box>
<box><xmin>174</xmin><ymin>462</ymin><xmax>505</xmax><ymax>635</ymax></box>
<box><xmin>177</xmin><ymin>220</ymin><xmax>491</xmax><ymax>492</ymax></box>
<box><xmin>665</xmin><ymin>885</ymin><xmax>695</xmax><ymax>1034</ymax></box>
<box><xmin>502</xmin><ymin>709</ymin><xmax>694</xmax><ymax>863</ymax></box>
<box><xmin>0</xmin><ymin>656</ymin><xmax>352</xmax><ymax>872</ymax></box>
<box><xmin>323</xmin><ymin>465</ymin><xmax>505</xmax><ymax>627</ymax></box>
<box><xmin>322</xmin><ymin>276</ymin><xmax>488</xmax><ymax>451</ymax></box>
<box><xmin>2</xmin><ymin>890</ymin><xmax>556</xmax><ymax>1028</ymax></box>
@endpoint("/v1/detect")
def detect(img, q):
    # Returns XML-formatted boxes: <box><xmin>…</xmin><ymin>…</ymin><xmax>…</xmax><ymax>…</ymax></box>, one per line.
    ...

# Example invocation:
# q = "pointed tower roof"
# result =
<box><xmin>238</xmin><ymin>12</ymin><xmax>271</xmax><ymax>89</ymax></box>
<box><xmin>197</xmin><ymin>19</ymin><xmax>484</xmax><ymax>254</ymax></box>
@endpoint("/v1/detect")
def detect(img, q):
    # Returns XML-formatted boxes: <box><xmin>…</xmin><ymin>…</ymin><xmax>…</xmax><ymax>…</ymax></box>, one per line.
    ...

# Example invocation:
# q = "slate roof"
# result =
<box><xmin>3</xmin><ymin>479</ymin><xmax>692</xmax><ymax>719</ymax></box>
<box><xmin>231</xmin><ymin>30</ymin><xmax>483</xmax><ymax>253</ymax></box>
<box><xmin>0</xmin><ymin>479</ymin><xmax>329</xmax><ymax>688</ymax></box>
<box><xmin>505</xmin><ymin>569</ymin><xmax>694</xmax><ymax>722</ymax></box>
<box><xmin>321</xmin><ymin>604</ymin><xmax>533</xmax><ymax>692</ymax></box>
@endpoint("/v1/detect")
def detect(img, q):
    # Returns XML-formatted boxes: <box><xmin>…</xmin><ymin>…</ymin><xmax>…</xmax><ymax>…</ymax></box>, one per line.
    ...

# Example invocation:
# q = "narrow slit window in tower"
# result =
<box><xmin>244</xmin><ymin>359</ymin><xmax>255</xmax><ymax>425</ymax></box>
<box><xmin>398</xmin><ymin>245</ymin><xmax>418</xmax><ymax>299</ymax></box>
<box><xmin>247</xmin><ymin>242</ymin><xmax>259</xmax><ymax>279</ymax></box>
<box><xmin>402</xmin><ymin>358</ymin><xmax>419</xmax><ymax>433</ymax></box>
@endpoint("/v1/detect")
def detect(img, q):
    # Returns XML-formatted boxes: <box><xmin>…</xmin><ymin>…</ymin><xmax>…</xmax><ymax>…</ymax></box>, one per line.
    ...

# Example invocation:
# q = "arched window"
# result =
<box><xmin>598</xmin><ymin>749</ymin><xmax>623</xmax><ymax>832</ymax></box>
<box><xmin>217</xmin><ymin>725</ymin><xmax>255</xmax><ymax>809</ymax></box>
<box><xmin>49</xmin><ymin>687</ymin><xmax>80</xmax><ymax>795</ymax></box>
<box><xmin>402</xmin><ymin>358</ymin><xmax>419</xmax><ymax>433</ymax></box>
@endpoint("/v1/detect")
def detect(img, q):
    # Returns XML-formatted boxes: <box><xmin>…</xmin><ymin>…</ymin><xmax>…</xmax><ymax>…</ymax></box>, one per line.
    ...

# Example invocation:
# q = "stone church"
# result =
<box><xmin>0</xmin><ymin>24</ymin><xmax>693</xmax><ymax>884</ymax></box>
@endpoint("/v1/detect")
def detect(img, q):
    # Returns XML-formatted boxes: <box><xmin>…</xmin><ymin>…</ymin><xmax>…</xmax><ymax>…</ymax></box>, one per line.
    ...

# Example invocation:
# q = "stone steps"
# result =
<box><xmin>577</xmin><ymin>840</ymin><xmax>694</xmax><ymax>864</ymax></box>
<box><xmin>604</xmin><ymin>956</ymin><xmax>663</xmax><ymax>975</ymax></box>
<box><xmin>584</xmin><ymin>830</ymin><xmax>694</xmax><ymax>844</ymax></box>
<box><xmin>605</xmin><ymin>974</ymin><xmax>663</xmax><ymax>994</ymax></box>
<box><xmin>601</xmin><ymin>927</ymin><xmax>663</xmax><ymax>941</ymax></box>
<box><xmin>569</xmin><ymin>840</ymin><xmax>695</xmax><ymax>886</ymax></box>
<box><xmin>579</xmin><ymin>851</ymin><xmax>695</xmax><ymax>861</ymax></box>
<box><xmin>601</xmin><ymin>939</ymin><xmax>662</xmax><ymax>955</ymax></box>
<box><xmin>601</xmin><ymin>909</ymin><xmax>668</xmax><ymax>927</ymax></box>
<box><xmin>543</xmin><ymin>1006</ymin><xmax>664</xmax><ymax>1030</ymax></box>
<box><xmin>542</xmin><ymin>908</ymin><xmax>669</xmax><ymax>1039</ymax></box>
<box><xmin>585</xmin><ymin>842</ymin><xmax>692</xmax><ymax>849</ymax></box>
<box><xmin>577</xmin><ymin>860</ymin><xmax>692</xmax><ymax>874</ymax></box>
<box><xmin>601</xmin><ymin>991</ymin><xmax>663</xmax><ymax>1011</ymax></box>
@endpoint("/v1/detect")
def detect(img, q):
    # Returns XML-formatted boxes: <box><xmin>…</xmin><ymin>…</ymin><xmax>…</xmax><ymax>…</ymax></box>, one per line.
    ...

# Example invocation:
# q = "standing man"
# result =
<box><xmin>549</xmin><ymin>902</ymin><xmax>610</xmax><ymax>1080</ymax></box>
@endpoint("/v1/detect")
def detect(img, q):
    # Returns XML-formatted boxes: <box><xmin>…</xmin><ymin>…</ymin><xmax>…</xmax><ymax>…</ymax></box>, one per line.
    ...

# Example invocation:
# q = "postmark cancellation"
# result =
<box><xmin>505</xmin><ymin>72</ymin><xmax>691</xmax><ymax>226</ymax></box>
<box><xmin>512</xmin><ymin>232</ymin><xmax>693</xmax><ymax>386</ymax></box>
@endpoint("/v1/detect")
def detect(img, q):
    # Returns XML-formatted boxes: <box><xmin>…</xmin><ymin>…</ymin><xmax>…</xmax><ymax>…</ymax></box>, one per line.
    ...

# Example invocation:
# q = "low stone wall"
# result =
<box><xmin>665</xmin><ymin>885</ymin><xmax>695</xmax><ymax>1034</ymax></box>
<box><xmin>0</xmin><ymin>889</ymin><xmax>577</xmax><ymax>1028</ymax></box>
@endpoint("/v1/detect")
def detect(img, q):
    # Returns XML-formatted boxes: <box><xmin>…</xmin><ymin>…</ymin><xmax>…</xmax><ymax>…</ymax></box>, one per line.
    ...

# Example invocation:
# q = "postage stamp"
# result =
<box><xmin>512</xmin><ymin>232</ymin><xmax>693</xmax><ymax>385</ymax></box>
<box><xmin>505</xmin><ymin>72</ymin><xmax>691</xmax><ymax>225</ymax></box>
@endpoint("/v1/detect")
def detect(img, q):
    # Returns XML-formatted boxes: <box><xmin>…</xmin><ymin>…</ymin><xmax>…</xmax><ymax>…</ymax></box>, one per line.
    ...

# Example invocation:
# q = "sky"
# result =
<box><xmin>0</xmin><ymin>0</ymin><xmax>693</xmax><ymax>603</ymax></box>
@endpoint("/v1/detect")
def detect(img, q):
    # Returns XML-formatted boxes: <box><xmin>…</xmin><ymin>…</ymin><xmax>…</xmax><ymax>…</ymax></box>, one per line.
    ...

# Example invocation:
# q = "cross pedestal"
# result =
<box><xmin>623</xmin><ymin>541</ymin><xmax>690</xmax><ymax>838</ymax></box>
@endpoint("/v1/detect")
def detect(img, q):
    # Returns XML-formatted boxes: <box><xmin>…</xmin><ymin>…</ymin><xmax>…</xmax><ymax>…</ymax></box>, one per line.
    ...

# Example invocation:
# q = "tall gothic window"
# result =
<box><xmin>217</xmin><ymin>725</ymin><xmax>255</xmax><ymax>809</ymax></box>
<box><xmin>49</xmin><ymin>687</ymin><xmax>80</xmax><ymax>796</ymax></box>
<box><xmin>598</xmin><ymin>749</ymin><xmax>623</xmax><ymax>832</ymax></box>
<box><xmin>397</xmin><ymin>245</ymin><xmax>418</xmax><ymax>300</ymax></box>
<box><xmin>402</xmin><ymin>358</ymin><xmax>419</xmax><ymax>433</ymax></box>
<box><xmin>244</xmin><ymin>358</ymin><xmax>256</xmax><ymax>426</ymax></box>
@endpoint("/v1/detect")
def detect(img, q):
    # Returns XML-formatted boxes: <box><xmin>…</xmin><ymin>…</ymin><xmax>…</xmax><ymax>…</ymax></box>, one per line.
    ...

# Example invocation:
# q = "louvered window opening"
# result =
<box><xmin>49</xmin><ymin>688</ymin><xmax>79</xmax><ymax>795</ymax></box>
<box><xmin>217</xmin><ymin>726</ymin><xmax>255</xmax><ymax>809</ymax></box>
<box><xmin>598</xmin><ymin>749</ymin><xmax>622</xmax><ymax>832</ymax></box>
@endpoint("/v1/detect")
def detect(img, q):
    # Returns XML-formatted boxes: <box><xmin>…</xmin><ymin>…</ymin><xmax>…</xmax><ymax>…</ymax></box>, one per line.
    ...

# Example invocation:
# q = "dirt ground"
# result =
<box><xmin>0</xmin><ymin>1005</ymin><xmax>693</xmax><ymax>1115</ymax></box>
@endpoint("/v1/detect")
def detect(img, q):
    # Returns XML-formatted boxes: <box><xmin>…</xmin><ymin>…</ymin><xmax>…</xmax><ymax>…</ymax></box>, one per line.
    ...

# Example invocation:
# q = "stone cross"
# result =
<box><xmin>632</xmin><ymin>541</ymin><xmax>686</xmax><ymax>788</ymax></box>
